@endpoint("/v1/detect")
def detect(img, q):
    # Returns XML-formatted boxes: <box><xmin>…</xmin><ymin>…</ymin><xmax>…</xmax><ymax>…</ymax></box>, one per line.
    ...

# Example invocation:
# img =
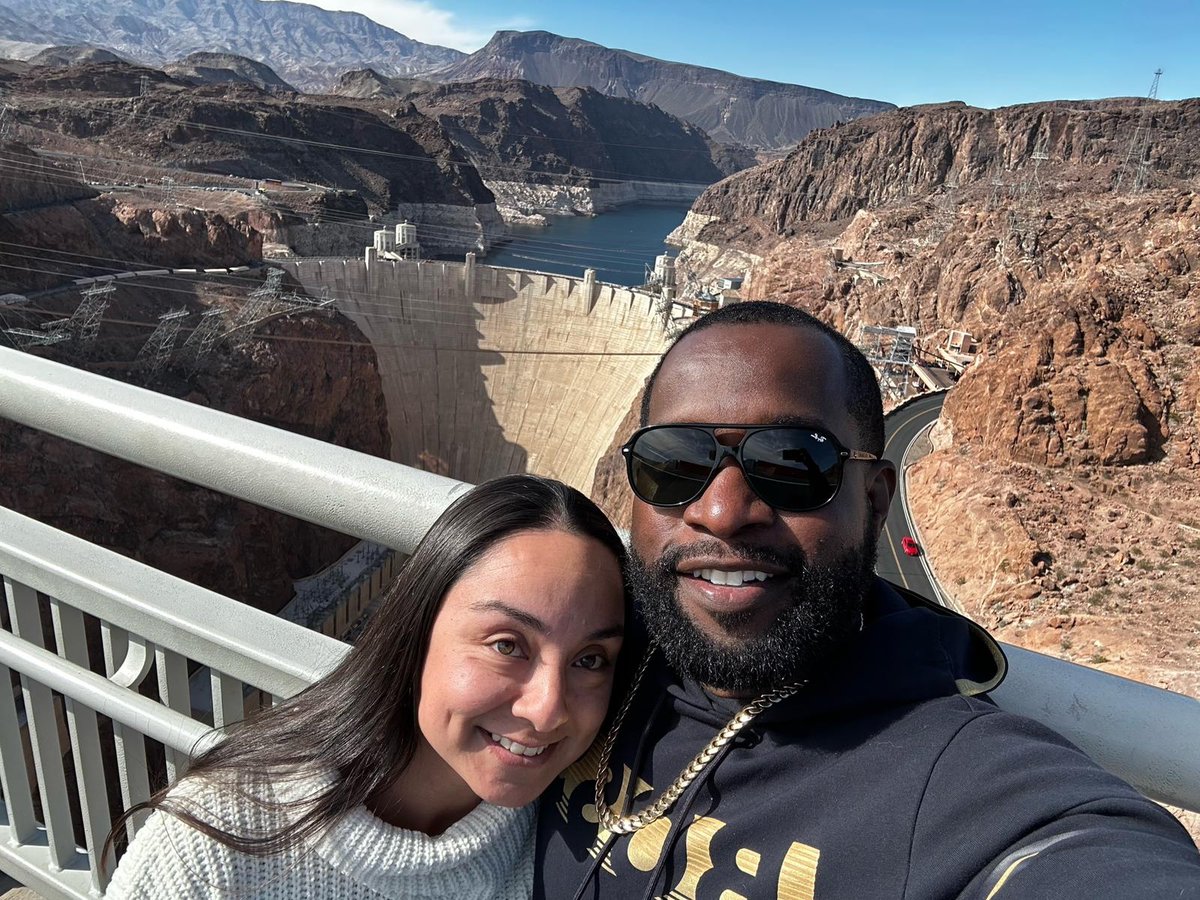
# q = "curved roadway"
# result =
<box><xmin>875</xmin><ymin>392</ymin><xmax>954</xmax><ymax>607</ymax></box>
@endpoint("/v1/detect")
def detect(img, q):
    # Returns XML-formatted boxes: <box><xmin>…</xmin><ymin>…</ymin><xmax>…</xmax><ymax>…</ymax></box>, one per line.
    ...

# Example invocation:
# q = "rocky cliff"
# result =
<box><xmin>4</xmin><ymin>64</ymin><xmax>493</xmax><ymax>211</ymax></box>
<box><xmin>664</xmin><ymin>98</ymin><xmax>1200</xmax><ymax>700</ymax></box>
<box><xmin>689</xmin><ymin>100</ymin><xmax>1200</xmax><ymax>239</ymax></box>
<box><xmin>0</xmin><ymin>0</ymin><xmax>465</xmax><ymax>91</ymax></box>
<box><xmin>394</xmin><ymin>77</ymin><xmax>755</xmax><ymax>216</ymax></box>
<box><xmin>1</xmin><ymin>135</ymin><xmax>390</xmax><ymax>612</ymax></box>
<box><xmin>0</xmin><ymin>153</ymin><xmax>261</xmax><ymax>294</ymax></box>
<box><xmin>430</xmin><ymin>30</ymin><xmax>895</xmax><ymax>150</ymax></box>
<box><xmin>0</xmin><ymin>139</ymin><xmax>98</xmax><ymax>212</ymax></box>
<box><xmin>1</xmin><ymin>62</ymin><xmax>504</xmax><ymax>255</ymax></box>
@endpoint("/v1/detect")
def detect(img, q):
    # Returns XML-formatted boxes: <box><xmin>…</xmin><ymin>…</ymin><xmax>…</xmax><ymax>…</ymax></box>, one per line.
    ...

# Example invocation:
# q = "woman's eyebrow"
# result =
<box><xmin>469</xmin><ymin>600</ymin><xmax>624</xmax><ymax>641</ymax></box>
<box><xmin>470</xmin><ymin>600</ymin><xmax>546</xmax><ymax>632</ymax></box>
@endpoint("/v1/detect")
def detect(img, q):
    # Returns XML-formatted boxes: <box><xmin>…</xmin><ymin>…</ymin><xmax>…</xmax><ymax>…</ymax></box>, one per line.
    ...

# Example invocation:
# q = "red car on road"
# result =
<box><xmin>901</xmin><ymin>536</ymin><xmax>920</xmax><ymax>557</ymax></box>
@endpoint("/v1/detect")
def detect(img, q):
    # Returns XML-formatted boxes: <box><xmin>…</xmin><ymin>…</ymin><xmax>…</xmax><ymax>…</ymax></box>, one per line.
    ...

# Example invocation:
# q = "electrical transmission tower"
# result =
<box><xmin>987</xmin><ymin>166</ymin><xmax>1009</xmax><ymax>210</ymax></box>
<box><xmin>161</xmin><ymin>176</ymin><xmax>177</xmax><ymax>208</ymax></box>
<box><xmin>227</xmin><ymin>268</ymin><xmax>284</xmax><ymax>346</ymax></box>
<box><xmin>139</xmin><ymin>75</ymin><xmax>151</xmax><ymax>96</ymax></box>
<box><xmin>178</xmin><ymin>308</ymin><xmax>226</xmax><ymax>374</ymax></box>
<box><xmin>0</xmin><ymin>102</ymin><xmax>12</xmax><ymax>142</ymax></box>
<box><xmin>1020</xmin><ymin>132</ymin><xmax>1051</xmax><ymax>199</ymax></box>
<box><xmin>1</xmin><ymin>293</ymin><xmax>33</xmax><ymax>347</ymax></box>
<box><xmin>135</xmin><ymin>308</ymin><xmax>189</xmax><ymax>377</ymax></box>
<box><xmin>1116</xmin><ymin>69</ymin><xmax>1163</xmax><ymax>194</ymax></box>
<box><xmin>73</xmin><ymin>280</ymin><xmax>114</xmax><ymax>347</ymax></box>
<box><xmin>857</xmin><ymin>324</ymin><xmax>919</xmax><ymax>401</ymax></box>
<box><xmin>4</xmin><ymin>327</ymin><xmax>69</xmax><ymax>349</ymax></box>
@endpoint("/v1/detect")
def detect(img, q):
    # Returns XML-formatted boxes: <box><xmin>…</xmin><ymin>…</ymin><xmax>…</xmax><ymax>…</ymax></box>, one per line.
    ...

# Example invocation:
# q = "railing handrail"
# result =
<box><xmin>0</xmin><ymin>628</ymin><xmax>215</xmax><ymax>756</ymax></box>
<box><xmin>0</xmin><ymin>505</ymin><xmax>347</xmax><ymax>697</ymax></box>
<box><xmin>0</xmin><ymin>344</ymin><xmax>470</xmax><ymax>554</ymax></box>
<box><xmin>1</xmin><ymin>344</ymin><xmax>1200</xmax><ymax>815</ymax></box>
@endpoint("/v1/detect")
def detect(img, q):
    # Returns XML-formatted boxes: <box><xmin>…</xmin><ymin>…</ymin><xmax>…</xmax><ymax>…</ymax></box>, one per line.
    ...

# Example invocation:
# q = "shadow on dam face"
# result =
<box><xmin>281</xmin><ymin>257</ymin><xmax>672</xmax><ymax>493</ymax></box>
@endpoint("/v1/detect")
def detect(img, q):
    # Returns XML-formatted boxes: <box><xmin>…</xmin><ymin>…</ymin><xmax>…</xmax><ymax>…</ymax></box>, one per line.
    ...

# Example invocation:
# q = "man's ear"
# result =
<box><xmin>867</xmin><ymin>461</ymin><xmax>897</xmax><ymax>539</ymax></box>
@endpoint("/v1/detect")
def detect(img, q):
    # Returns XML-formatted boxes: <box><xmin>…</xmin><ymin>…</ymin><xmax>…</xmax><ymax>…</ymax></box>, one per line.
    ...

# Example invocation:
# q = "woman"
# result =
<box><xmin>106</xmin><ymin>474</ymin><xmax>628</xmax><ymax>899</ymax></box>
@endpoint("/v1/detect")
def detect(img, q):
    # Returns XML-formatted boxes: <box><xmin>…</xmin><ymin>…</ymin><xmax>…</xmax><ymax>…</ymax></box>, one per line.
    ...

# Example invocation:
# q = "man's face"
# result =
<box><xmin>628</xmin><ymin>323</ymin><xmax>895</xmax><ymax>695</ymax></box>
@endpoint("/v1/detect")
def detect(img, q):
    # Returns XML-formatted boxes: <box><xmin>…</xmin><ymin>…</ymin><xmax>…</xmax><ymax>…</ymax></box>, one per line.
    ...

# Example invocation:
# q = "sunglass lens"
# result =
<box><xmin>629</xmin><ymin>428</ymin><xmax>717</xmax><ymax>506</ymax></box>
<box><xmin>741</xmin><ymin>429</ymin><xmax>843</xmax><ymax>510</ymax></box>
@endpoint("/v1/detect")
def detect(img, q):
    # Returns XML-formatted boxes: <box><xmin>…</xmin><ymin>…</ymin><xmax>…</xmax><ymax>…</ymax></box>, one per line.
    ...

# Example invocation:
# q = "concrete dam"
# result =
<box><xmin>279</xmin><ymin>254</ymin><xmax>673</xmax><ymax>492</ymax></box>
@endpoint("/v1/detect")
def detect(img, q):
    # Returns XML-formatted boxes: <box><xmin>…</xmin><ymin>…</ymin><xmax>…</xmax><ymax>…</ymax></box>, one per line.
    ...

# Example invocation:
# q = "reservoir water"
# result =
<box><xmin>482</xmin><ymin>202</ymin><xmax>692</xmax><ymax>287</ymax></box>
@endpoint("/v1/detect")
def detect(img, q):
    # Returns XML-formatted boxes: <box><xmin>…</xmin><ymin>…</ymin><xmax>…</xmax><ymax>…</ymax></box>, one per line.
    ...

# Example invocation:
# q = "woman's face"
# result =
<box><xmin>416</xmin><ymin>527</ymin><xmax>625</xmax><ymax>810</ymax></box>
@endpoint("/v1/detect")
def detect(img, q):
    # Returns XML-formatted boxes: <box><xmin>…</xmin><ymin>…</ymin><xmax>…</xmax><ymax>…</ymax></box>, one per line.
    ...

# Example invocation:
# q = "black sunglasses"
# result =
<box><xmin>621</xmin><ymin>423</ymin><xmax>879</xmax><ymax>512</ymax></box>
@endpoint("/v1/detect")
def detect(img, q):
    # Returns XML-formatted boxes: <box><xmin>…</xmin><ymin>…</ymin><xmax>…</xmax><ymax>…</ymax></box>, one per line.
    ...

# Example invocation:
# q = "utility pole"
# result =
<box><xmin>1116</xmin><ymin>69</ymin><xmax>1163</xmax><ymax>194</ymax></box>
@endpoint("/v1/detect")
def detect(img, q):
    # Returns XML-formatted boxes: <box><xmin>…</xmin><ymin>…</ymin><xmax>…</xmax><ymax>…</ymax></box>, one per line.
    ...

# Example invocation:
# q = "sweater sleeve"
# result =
<box><xmin>905</xmin><ymin>710</ymin><xmax>1200</xmax><ymax>900</ymax></box>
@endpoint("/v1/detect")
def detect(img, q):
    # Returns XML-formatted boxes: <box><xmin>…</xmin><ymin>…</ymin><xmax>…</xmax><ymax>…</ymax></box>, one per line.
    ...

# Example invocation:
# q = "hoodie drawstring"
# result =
<box><xmin>570</xmin><ymin>687</ymin><xmax>675</xmax><ymax>900</ymax></box>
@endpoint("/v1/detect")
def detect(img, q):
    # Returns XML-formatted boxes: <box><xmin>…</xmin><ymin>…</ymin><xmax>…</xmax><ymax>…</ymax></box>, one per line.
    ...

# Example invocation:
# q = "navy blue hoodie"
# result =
<box><xmin>535</xmin><ymin>579</ymin><xmax>1200</xmax><ymax>899</ymax></box>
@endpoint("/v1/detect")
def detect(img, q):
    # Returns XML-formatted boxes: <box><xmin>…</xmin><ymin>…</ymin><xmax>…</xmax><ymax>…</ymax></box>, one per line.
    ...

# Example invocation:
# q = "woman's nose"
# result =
<box><xmin>511</xmin><ymin>666</ymin><xmax>569</xmax><ymax>735</ymax></box>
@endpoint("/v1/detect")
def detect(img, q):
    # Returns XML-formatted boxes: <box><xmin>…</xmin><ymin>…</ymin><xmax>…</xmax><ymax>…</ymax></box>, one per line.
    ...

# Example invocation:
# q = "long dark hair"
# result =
<box><xmin>106</xmin><ymin>474</ymin><xmax>628</xmax><ymax>860</ymax></box>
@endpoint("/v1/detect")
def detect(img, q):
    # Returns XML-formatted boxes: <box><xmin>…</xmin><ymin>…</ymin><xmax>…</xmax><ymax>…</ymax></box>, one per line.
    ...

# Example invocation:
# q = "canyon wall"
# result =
<box><xmin>485</xmin><ymin>180</ymin><xmax>705</xmax><ymax>218</ymax></box>
<box><xmin>0</xmin><ymin>276</ymin><xmax>391</xmax><ymax>613</ymax></box>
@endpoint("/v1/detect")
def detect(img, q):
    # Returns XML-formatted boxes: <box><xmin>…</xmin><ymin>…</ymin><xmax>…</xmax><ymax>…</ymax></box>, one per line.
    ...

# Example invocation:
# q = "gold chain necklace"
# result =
<box><xmin>594</xmin><ymin>648</ymin><xmax>804</xmax><ymax>835</ymax></box>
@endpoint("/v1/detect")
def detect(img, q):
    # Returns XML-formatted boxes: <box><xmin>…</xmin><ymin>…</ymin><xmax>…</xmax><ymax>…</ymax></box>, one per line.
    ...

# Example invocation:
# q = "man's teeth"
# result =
<box><xmin>490</xmin><ymin>733</ymin><xmax>548</xmax><ymax>757</ymax></box>
<box><xmin>691</xmin><ymin>569</ymin><xmax>772</xmax><ymax>586</ymax></box>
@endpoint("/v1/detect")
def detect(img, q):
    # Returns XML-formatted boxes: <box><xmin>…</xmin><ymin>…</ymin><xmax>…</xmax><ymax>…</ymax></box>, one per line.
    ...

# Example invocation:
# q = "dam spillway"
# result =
<box><xmin>280</xmin><ymin>255</ymin><xmax>672</xmax><ymax>492</ymax></box>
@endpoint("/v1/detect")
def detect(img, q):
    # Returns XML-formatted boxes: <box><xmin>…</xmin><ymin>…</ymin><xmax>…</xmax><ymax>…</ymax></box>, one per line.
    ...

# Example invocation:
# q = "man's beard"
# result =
<box><xmin>628</xmin><ymin>525</ymin><xmax>878</xmax><ymax>695</ymax></box>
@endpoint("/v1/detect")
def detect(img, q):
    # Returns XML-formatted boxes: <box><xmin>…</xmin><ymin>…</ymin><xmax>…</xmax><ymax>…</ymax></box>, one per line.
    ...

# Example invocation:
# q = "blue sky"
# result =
<box><xmin>296</xmin><ymin>0</ymin><xmax>1198</xmax><ymax>108</ymax></box>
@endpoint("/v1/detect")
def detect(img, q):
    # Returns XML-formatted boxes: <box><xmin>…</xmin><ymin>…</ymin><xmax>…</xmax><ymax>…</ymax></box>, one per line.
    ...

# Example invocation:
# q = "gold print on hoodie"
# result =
<box><xmin>657</xmin><ymin>816</ymin><xmax>819</xmax><ymax>900</ymax></box>
<box><xmin>556</xmin><ymin>772</ymin><xmax>821</xmax><ymax>899</ymax></box>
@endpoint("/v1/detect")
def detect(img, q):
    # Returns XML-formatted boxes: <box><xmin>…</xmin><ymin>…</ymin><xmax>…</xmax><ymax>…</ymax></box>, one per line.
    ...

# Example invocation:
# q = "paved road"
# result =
<box><xmin>875</xmin><ymin>392</ymin><xmax>947</xmax><ymax>603</ymax></box>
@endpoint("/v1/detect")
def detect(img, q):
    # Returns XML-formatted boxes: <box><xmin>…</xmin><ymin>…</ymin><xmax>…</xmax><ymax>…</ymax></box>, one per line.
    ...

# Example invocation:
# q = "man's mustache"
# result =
<box><xmin>653</xmin><ymin>541</ymin><xmax>806</xmax><ymax>573</ymax></box>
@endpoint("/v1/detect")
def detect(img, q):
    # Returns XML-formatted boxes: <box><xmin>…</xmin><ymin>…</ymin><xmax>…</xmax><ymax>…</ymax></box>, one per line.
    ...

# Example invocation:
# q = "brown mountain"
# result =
<box><xmin>163</xmin><ymin>52</ymin><xmax>297</xmax><ymax>93</ymax></box>
<box><xmin>430</xmin><ymin>30</ymin><xmax>894</xmax><ymax>150</ymax></box>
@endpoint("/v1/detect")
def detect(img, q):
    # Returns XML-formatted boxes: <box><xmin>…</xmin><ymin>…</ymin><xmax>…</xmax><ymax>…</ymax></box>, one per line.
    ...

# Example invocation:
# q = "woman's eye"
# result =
<box><xmin>574</xmin><ymin>653</ymin><xmax>608</xmax><ymax>671</ymax></box>
<box><xmin>492</xmin><ymin>639</ymin><xmax>519</xmax><ymax>657</ymax></box>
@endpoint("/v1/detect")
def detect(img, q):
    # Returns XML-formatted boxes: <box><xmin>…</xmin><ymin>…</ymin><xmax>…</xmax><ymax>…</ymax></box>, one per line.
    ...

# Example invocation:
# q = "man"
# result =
<box><xmin>535</xmin><ymin>301</ymin><xmax>1200</xmax><ymax>899</ymax></box>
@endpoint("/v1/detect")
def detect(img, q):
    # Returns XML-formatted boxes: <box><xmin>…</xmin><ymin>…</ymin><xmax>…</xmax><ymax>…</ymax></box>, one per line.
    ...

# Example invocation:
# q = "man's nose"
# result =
<box><xmin>511</xmin><ymin>665</ymin><xmax>570</xmax><ymax>735</ymax></box>
<box><xmin>682</xmin><ymin>460</ymin><xmax>774</xmax><ymax>538</ymax></box>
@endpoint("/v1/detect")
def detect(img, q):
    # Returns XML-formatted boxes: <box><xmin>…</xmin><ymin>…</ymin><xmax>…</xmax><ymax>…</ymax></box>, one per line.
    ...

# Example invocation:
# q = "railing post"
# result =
<box><xmin>51</xmin><ymin>600</ymin><xmax>112</xmax><ymax>893</ymax></box>
<box><xmin>155</xmin><ymin>647</ymin><xmax>194</xmax><ymax>781</ymax></box>
<box><xmin>211</xmin><ymin>669</ymin><xmax>245</xmax><ymax>729</ymax></box>
<box><xmin>0</xmin><ymin>578</ymin><xmax>37</xmax><ymax>845</ymax></box>
<box><xmin>102</xmin><ymin>623</ymin><xmax>152</xmax><ymax>841</ymax></box>
<box><xmin>5</xmin><ymin>578</ymin><xmax>79</xmax><ymax>871</ymax></box>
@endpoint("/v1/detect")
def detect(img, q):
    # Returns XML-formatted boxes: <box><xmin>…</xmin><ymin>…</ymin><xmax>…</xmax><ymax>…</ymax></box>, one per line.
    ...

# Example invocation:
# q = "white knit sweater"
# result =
<box><xmin>105</xmin><ymin>772</ymin><xmax>535</xmax><ymax>899</ymax></box>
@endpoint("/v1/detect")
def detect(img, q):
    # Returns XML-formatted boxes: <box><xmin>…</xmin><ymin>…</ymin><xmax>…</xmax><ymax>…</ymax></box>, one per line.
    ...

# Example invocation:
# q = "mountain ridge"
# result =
<box><xmin>429</xmin><ymin>30</ymin><xmax>895</xmax><ymax>149</ymax></box>
<box><xmin>0</xmin><ymin>0</ymin><xmax>465</xmax><ymax>90</ymax></box>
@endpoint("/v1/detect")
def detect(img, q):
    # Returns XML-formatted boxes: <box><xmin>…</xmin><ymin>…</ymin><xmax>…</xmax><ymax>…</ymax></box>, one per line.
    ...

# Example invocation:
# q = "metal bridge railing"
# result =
<box><xmin>0</xmin><ymin>505</ymin><xmax>348</xmax><ymax>898</ymax></box>
<box><xmin>0</xmin><ymin>343</ymin><xmax>1198</xmax><ymax>898</ymax></box>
